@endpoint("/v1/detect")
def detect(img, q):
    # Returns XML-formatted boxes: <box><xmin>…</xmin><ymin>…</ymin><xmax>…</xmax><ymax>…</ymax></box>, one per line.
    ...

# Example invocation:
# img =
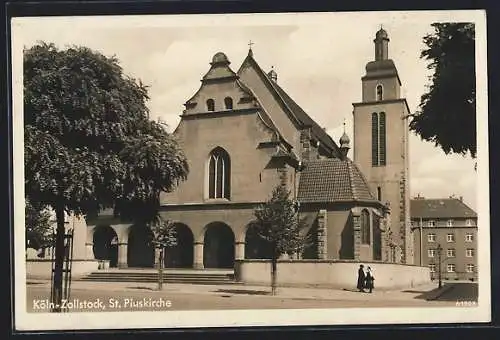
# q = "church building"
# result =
<box><xmin>85</xmin><ymin>28</ymin><xmax>414</xmax><ymax>270</ymax></box>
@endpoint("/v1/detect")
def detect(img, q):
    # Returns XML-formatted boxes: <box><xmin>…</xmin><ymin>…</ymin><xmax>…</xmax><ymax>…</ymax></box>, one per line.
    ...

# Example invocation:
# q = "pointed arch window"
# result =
<box><xmin>224</xmin><ymin>97</ymin><xmax>233</xmax><ymax>110</ymax></box>
<box><xmin>208</xmin><ymin>147</ymin><xmax>231</xmax><ymax>199</ymax></box>
<box><xmin>361</xmin><ymin>209</ymin><xmax>371</xmax><ymax>245</ymax></box>
<box><xmin>206</xmin><ymin>99</ymin><xmax>215</xmax><ymax>112</ymax></box>
<box><xmin>376</xmin><ymin>84</ymin><xmax>383</xmax><ymax>101</ymax></box>
<box><xmin>371</xmin><ymin>112</ymin><xmax>386</xmax><ymax>166</ymax></box>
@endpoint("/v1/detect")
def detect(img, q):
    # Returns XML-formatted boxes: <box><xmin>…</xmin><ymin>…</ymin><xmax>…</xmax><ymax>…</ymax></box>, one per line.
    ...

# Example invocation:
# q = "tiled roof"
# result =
<box><xmin>410</xmin><ymin>198</ymin><xmax>477</xmax><ymax>219</ymax></box>
<box><xmin>297</xmin><ymin>158</ymin><xmax>377</xmax><ymax>203</ymax></box>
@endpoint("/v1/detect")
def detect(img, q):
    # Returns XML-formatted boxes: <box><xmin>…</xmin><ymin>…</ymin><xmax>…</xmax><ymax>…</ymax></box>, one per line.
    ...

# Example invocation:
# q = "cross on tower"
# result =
<box><xmin>248</xmin><ymin>40</ymin><xmax>254</xmax><ymax>50</ymax></box>
<box><xmin>343</xmin><ymin>118</ymin><xmax>346</xmax><ymax>132</ymax></box>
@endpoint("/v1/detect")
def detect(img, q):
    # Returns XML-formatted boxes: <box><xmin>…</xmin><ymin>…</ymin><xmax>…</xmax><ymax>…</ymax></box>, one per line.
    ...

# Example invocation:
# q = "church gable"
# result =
<box><xmin>183</xmin><ymin>52</ymin><xmax>256</xmax><ymax>115</ymax></box>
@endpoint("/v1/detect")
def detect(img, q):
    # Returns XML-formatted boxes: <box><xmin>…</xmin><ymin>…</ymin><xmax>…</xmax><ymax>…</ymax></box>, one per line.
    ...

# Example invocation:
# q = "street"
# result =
<box><xmin>24</xmin><ymin>281</ymin><xmax>478</xmax><ymax>313</ymax></box>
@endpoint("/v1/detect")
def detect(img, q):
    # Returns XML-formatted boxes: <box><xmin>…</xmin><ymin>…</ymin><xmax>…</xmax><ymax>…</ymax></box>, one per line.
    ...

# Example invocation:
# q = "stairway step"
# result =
<box><xmin>79</xmin><ymin>269</ymin><xmax>237</xmax><ymax>285</ymax></box>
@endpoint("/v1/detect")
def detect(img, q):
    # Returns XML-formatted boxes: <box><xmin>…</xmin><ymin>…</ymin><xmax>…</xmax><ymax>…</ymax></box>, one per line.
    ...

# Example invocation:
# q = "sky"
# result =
<box><xmin>12</xmin><ymin>11</ymin><xmax>486</xmax><ymax>211</ymax></box>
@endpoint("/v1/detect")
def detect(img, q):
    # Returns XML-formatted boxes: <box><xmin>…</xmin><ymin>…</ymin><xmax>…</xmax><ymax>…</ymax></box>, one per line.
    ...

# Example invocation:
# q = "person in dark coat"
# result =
<box><xmin>365</xmin><ymin>266</ymin><xmax>375</xmax><ymax>293</ymax></box>
<box><xmin>357</xmin><ymin>264</ymin><xmax>366</xmax><ymax>292</ymax></box>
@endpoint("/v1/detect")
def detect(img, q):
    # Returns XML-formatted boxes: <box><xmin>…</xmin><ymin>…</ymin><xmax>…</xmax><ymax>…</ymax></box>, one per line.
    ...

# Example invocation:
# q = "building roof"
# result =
<box><xmin>297</xmin><ymin>158</ymin><xmax>377</xmax><ymax>203</ymax></box>
<box><xmin>410</xmin><ymin>198</ymin><xmax>477</xmax><ymax>219</ymax></box>
<box><xmin>238</xmin><ymin>52</ymin><xmax>341</xmax><ymax>158</ymax></box>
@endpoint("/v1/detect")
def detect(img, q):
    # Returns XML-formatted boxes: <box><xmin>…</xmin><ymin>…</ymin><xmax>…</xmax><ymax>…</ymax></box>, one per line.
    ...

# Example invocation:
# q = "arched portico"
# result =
<box><xmin>164</xmin><ymin>223</ymin><xmax>194</xmax><ymax>268</ymax></box>
<box><xmin>203</xmin><ymin>222</ymin><xmax>235</xmax><ymax>269</ymax></box>
<box><xmin>92</xmin><ymin>225</ymin><xmax>118</xmax><ymax>267</ymax></box>
<box><xmin>127</xmin><ymin>224</ymin><xmax>155</xmax><ymax>268</ymax></box>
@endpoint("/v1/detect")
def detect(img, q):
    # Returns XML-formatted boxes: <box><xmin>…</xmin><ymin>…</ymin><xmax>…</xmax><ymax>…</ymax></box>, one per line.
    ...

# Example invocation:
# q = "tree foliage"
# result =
<box><xmin>150</xmin><ymin>216</ymin><xmax>178</xmax><ymax>249</ymax></box>
<box><xmin>24</xmin><ymin>42</ymin><xmax>188</xmax><ymax>221</ymax></box>
<box><xmin>409</xmin><ymin>23</ymin><xmax>476</xmax><ymax>158</ymax></box>
<box><xmin>24</xmin><ymin>42</ymin><xmax>189</xmax><ymax>307</ymax></box>
<box><xmin>252</xmin><ymin>185</ymin><xmax>309</xmax><ymax>256</ymax></box>
<box><xmin>25</xmin><ymin>199</ymin><xmax>54</xmax><ymax>250</ymax></box>
<box><xmin>251</xmin><ymin>185</ymin><xmax>310</xmax><ymax>294</ymax></box>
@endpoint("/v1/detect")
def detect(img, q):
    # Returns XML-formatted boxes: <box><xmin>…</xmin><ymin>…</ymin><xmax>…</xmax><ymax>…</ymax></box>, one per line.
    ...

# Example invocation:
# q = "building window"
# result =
<box><xmin>447</xmin><ymin>264</ymin><xmax>456</xmax><ymax>273</ymax></box>
<box><xmin>427</xmin><ymin>220</ymin><xmax>436</xmax><ymax>227</ymax></box>
<box><xmin>447</xmin><ymin>233</ymin><xmax>455</xmax><ymax>242</ymax></box>
<box><xmin>376</xmin><ymin>84</ymin><xmax>383</xmax><ymax>101</ymax></box>
<box><xmin>466</xmin><ymin>219</ymin><xmax>474</xmax><ymax>226</ymax></box>
<box><xmin>208</xmin><ymin>147</ymin><xmax>231</xmax><ymax>199</ymax></box>
<box><xmin>447</xmin><ymin>249</ymin><xmax>456</xmax><ymax>258</ymax></box>
<box><xmin>447</xmin><ymin>220</ymin><xmax>454</xmax><ymax>227</ymax></box>
<box><xmin>466</xmin><ymin>248</ymin><xmax>475</xmax><ymax>257</ymax></box>
<box><xmin>429</xmin><ymin>264</ymin><xmax>436</xmax><ymax>273</ymax></box>
<box><xmin>360</xmin><ymin>209</ymin><xmax>371</xmax><ymax>245</ymax></box>
<box><xmin>371</xmin><ymin>112</ymin><xmax>386</xmax><ymax>166</ymax></box>
<box><xmin>206</xmin><ymin>99</ymin><xmax>215</xmax><ymax>111</ymax></box>
<box><xmin>224</xmin><ymin>97</ymin><xmax>233</xmax><ymax>110</ymax></box>
<box><xmin>466</xmin><ymin>264</ymin><xmax>475</xmax><ymax>273</ymax></box>
<box><xmin>427</xmin><ymin>233</ymin><xmax>436</xmax><ymax>242</ymax></box>
<box><xmin>466</xmin><ymin>233</ymin><xmax>474</xmax><ymax>242</ymax></box>
<box><xmin>428</xmin><ymin>249</ymin><xmax>435</xmax><ymax>258</ymax></box>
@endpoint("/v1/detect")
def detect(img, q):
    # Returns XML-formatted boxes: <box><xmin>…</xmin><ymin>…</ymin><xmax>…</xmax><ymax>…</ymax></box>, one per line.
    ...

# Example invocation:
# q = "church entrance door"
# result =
<box><xmin>93</xmin><ymin>225</ymin><xmax>118</xmax><ymax>267</ymax></box>
<box><xmin>203</xmin><ymin>222</ymin><xmax>235</xmax><ymax>269</ymax></box>
<box><xmin>127</xmin><ymin>224</ymin><xmax>155</xmax><ymax>268</ymax></box>
<box><xmin>164</xmin><ymin>223</ymin><xmax>194</xmax><ymax>268</ymax></box>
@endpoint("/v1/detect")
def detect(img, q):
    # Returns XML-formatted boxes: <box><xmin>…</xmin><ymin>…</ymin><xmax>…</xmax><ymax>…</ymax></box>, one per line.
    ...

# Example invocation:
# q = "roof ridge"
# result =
<box><xmin>349</xmin><ymin>159</ymin><xmax>375</xmax><ymax>201</ymax></box>
<box><xmin>346</xmin><ymin>161</ymin><xmax>356</xmax><ymax>200</ymax></box>
<box><xmin>238</xmin><ymin>54</ymin><xmax>304</xmax><ymax>127</ymax></box>
<box><xmin>236</xmin><ymin>77</ymin><xmax>292</xmax><ymax>147</ymax></box>
<box><xmin>237</xmin><ymin>53</ymin><xmax>340</xmax><ymax>156</ymax></box>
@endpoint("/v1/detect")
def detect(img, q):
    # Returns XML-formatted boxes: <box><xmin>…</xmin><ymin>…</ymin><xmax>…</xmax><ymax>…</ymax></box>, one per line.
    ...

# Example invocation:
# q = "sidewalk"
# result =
<box><xmin>26</xmin><ymin>278</ymin><xmax>449</xmax><ymax>303</ymax></box>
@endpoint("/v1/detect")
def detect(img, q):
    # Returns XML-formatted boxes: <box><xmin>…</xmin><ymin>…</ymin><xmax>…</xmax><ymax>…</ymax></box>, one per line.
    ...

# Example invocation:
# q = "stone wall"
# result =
<box><xmin>234</xmin><ymin>259</ymin><xmax>431</xmax><ymax>290</ymax></box>
<box><xmin>26</xmin><ymin>259</ymin><xmax>100</xmax><ymax>279</ymax></box>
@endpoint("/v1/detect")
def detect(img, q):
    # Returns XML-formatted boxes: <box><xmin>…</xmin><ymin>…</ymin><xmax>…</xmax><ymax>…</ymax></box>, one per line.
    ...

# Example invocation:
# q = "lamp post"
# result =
<box><xmin>436</xmin><ymin>243</ymin><xmax>443</xmax><ymax>288</ymax></box>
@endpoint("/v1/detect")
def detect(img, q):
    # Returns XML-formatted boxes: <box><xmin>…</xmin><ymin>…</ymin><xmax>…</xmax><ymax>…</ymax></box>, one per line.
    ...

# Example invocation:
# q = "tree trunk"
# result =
<box><xmin>52</xmin><ymin>205</ymin><xmax>66</xmax><ymax>312</ymax></box>
<box><xmin>271</xmin><ymin>255</ymin><xmax>277</xmax><ymax>296</ymax></box>
<box><xmin>158</xmin><ymin>247</ymin><xmax>163</xmax><ymax>291</ymax></box>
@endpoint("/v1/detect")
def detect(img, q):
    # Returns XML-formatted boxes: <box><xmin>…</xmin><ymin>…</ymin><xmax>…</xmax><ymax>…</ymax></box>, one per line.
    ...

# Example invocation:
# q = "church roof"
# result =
<box><xmin>410</xmin><ymin>198</ymin><xmax>477</xmax><ymax>219</ymax></box>
<box><xmin>238</xmin><ymin>52</ymin><xmax>341</xmax><ymax>157</ymax></box>
<box><xmin>297</xmin><ymin>158</ymin><xmax>377</xmax><ymax>203</ymax></box>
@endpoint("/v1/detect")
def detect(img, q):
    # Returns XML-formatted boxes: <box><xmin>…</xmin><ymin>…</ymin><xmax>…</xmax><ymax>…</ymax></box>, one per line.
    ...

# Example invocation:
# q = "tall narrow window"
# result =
<box><xmin>379</xmin><ymin>112</ymin><xmax>386</xmax><ymax>165</ymax></box>
<box><xmin>371</xmin><ymin>112</ymin><xmax>386</xmax><ymax>166</ymax></box>
<box><xmin>376</xmin><ymin>84</ymin><xmax>383</xmax><ymax>101</ymax></box>
<box><xmin>206</xmin><ymin>99</ymin><xmax>215</xmax><ymax>112</ymax></box>
<box><xmin>372</xmin><ymin>113</ymin><xmax>379</xmax><ymax>166</ymax></box>
<box><xmin>224</xmin><ymin>97</ymin><xmax>233</xmax><ymax>110</ymax></box>
<box><xmin>208</xmin><ymin>147</ymin><xmax>231</xmax><ymax>199</ymax></box>
<box><xmin>360</xmin><ymin>209</ymin><xmax>371</xmax><ymax>245</ymax></box>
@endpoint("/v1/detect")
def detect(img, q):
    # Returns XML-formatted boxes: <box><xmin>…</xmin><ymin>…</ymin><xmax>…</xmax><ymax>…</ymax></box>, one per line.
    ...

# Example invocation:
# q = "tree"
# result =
<box><xmin>250</xmin><ymin>185</ymin><xmax>309</xmax><ymax>295</ymax></box>
<box><xmin>150</xmin><ymin>217</ymin><xmax>177</xmax><ymax>291</ymax></box>
<box><xmin>409</xmin><ymin>23</ymin><xmax>476</xmax><ymax>158</ymax></box>
<box><xmin>24</xmin><ymin>42</ymin><xmax>188</xmax><ymax>311</ymax></box>
<box><xmin>25</xmin><ymin>198</ymin><xmax>54</xmax><ymax>251</ymax></box>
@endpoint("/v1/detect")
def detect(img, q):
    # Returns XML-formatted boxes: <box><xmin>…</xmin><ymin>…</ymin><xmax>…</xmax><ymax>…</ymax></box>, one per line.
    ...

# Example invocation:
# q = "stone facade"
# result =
<box><xmin>84</xmin><ymin>30</ymin><xmax>401</xmax><ymax>270</ymax></box>
<box><xmin>352</xmin><ymin>29</ymin><xmax>413</xmax><ymax>264</ymax></box>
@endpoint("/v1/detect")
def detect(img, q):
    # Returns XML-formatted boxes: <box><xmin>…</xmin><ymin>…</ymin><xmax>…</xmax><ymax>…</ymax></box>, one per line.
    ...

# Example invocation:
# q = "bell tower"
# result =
<box><xmin>352</xmin><ymin>28</ymin><xmax>413</xmax><ymax>264</ymax></box>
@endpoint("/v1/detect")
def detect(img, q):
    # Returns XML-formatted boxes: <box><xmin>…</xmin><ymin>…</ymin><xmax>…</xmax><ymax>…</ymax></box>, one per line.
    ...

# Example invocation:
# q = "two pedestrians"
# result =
<box><xmin>356</xmin><ymin>264</ymin><xmax>375</xmax><ymax>293</ymax></box>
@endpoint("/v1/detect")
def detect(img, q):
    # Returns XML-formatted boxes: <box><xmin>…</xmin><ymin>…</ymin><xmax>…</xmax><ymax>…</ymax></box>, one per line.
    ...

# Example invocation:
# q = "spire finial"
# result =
<box><xmin>248</xmin><ymin>40</ymin><xmax>254</xmax><ymax>57</ymax></box>
<box><xmin>343</xmin><ymin>118</ymin><xmax>346</xmax><ymax>133</ymax></box>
